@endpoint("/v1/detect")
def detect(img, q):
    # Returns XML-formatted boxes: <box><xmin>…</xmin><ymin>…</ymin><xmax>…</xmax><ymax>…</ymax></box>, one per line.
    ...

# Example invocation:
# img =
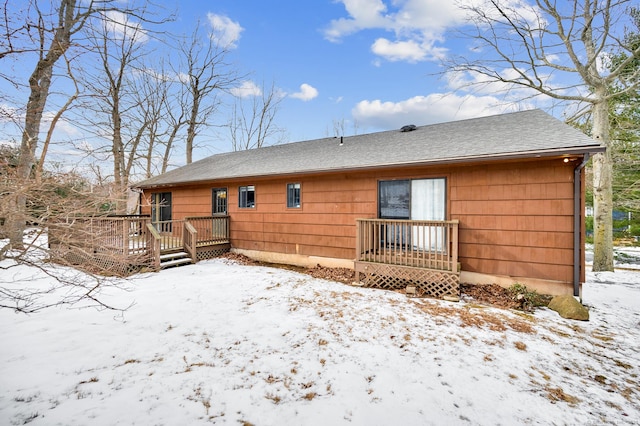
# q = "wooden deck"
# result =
<box><xmin>355</xmin><ymin>219</ymin><xmax>460</xmax><ymax>298</ymax></box>
<box><xmin>50</xmin><ymin>215</ymin><xmax>459</xmax><ymax>297</ymax></box>
<box><xmin>49</xmin><ymin>216</ymin><xmax>230</xmax><ymax>275</ymax></box>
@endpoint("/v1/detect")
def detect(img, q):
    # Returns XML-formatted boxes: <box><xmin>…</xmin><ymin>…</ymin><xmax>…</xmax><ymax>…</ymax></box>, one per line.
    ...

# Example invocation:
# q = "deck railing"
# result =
<box><xmin>186</xmin><ymin>216</ymin><xmax>230</xmax><ymax>245</ymax></box>
<box><xmin>183</xmin><ymin>222</ymin><xmax>197</xmax><ymax>262</ymax></box>
<box><xmin>49</xmin><ymin>216</ymin><xmax>151</xmax><ymax>256</ymax></box>
<box><xmin>146</xmin><ymin>222</ymin><xmax>161</xmax><ymax>270</ymax></box>
<box><xmin>356</xmin><ymin>219</ymin><xmax>459</xmax><ymax>272</ymax></box>
<box><xmin>152</xmin><ymin>219</ymin><xmax>185</xmax><ymax>252</ymax></box>
<box><xmin>49</xmin><ymin>216</ymin><xmax>230</xmax><ymax>273</ymax></box>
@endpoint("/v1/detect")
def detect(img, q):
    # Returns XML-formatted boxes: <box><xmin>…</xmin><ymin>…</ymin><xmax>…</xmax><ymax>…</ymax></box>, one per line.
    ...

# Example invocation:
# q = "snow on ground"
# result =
<box><xmin>1</xmin><ymin>254</ymin><xmax>639</xmax><ymax>425</ymax></box>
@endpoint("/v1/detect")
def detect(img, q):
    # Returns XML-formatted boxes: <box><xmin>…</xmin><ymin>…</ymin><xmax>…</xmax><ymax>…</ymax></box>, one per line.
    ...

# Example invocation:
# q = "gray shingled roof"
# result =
<box><xmin>136</xmin><ymin>109</ymin><xmax>603</xmax><ymax>188</ymax></box>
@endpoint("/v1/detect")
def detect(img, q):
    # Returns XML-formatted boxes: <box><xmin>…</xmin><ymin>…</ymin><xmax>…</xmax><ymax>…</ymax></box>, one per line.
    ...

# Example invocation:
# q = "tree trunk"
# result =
<box><xmin>185</xmin><ymin>97</ymin><xmax>199</xmax><ymax>165</ymax></box>
<box><xmin>591</xmin><ymin>100</ymin><xmax>614</xmax><ymax>271</ymax></box>
<box><xmin>11</xmin><ymin>48</ymin><xmax>55</xmax><ymax>248</ymax></box>
<box><xmin>9</xmin><ymin>0</ymin><xmax>78</xmax><ymax>248</ymax></box>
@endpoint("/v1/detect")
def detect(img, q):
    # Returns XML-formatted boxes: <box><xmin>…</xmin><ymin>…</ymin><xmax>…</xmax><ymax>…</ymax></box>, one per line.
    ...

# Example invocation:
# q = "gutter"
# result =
<box><xmin>135</xmin><ymin>146</ymin><xmax>605</xmax><ymax>190</ymax></box>
<box><xmin>573</xmin><ymin>153</ymin><xmax>591</xmax><ymax>299</ymax></box>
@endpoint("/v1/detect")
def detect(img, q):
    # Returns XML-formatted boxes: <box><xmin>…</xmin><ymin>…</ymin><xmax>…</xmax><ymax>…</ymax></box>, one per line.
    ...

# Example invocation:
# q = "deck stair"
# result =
<box><xmin>160</xmin><ymin>250</ymin><xmax>193</xmax><ymax>269</ymax></box>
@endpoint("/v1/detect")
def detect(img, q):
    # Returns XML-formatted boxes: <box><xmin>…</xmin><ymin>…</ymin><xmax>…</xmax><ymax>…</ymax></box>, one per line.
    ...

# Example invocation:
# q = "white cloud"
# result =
<box><xmin>290</xmin><ymin>84</ymin><xmax>319</xmax><ymax>101</ymax></box>
<box><xmin>352</xmin><ymin>92</ymin><xmax>525</xmax><ymax>129</ymax></box>
<box><xmin>324</xmin><ymin>0</ymin><xmax>544</xmax><ymax>63</ymax></box>
<box><xmin>103</xmin><ymin>11</ymin><xmax>148</xmax><ymax>44</ymax></box>
<box><xmin>324</xmin><ymin>0</ymin><xmax>461</xmax><ymax>62</ymax></box>
<box><xmin>42</xmin><ymin>111</ymin><xmax>81</xmax><ymax>137</ymax></box>
<box><xmin>231</xmin><ymin>81</ymin><xmax>263</xmax><ymax>98</ymax></box>
<box><xmin>207</xmin><ymin>13</ymin><xmax>244</xmax><ymax>49</ymax></box>
<box><xmin>0</xmin><ymin>103</ymin><xmax>21</xmax><ymax>123</ymax></box>
<box><xmin>371</xmin><ymin>38</ymin><xmax>448</xmax><ymax>62</ymax></box>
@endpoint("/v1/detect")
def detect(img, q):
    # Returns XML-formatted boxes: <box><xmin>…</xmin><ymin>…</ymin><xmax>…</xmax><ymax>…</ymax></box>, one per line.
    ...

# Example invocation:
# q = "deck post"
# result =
<box><xmin>451</xmin><ymin>220</ymin><xmax>459</xmax><ymax>272</ymax></box>
<box><xmin>122</xmin><ymin>218</ymin><xmax>129</xmax><ymax>256</ymax></box>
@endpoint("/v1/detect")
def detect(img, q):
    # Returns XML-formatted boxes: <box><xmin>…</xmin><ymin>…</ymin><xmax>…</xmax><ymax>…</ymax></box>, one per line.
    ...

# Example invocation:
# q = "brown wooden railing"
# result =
<box><xmin>186</xmin><ymin>216</ymin><xmax>230</xmax><ymax>245</ymax></box>
<box><xmin>49</xmin><ymin>215</ymin><xmax>230</xmax><ymax>272</ymax></box>
<box><xmin>152</xmin><ymin>219</ymin><xmax>184</xmax><ymax>252</ymax></box>
<box><xmin>356</xmin><ymin>219</ymin><xmax>459</xmax><ymax>272</ymax></box>
<box><xmin>183</xmin><ymin>222</ymin><xmax>197</xmax><ymax>262</ymax></box>
<box><xmin>146</xmin><ymin>222</ymin><xmax>161</xmax><ymax>270</ymax></box>
<box><xmin>49</xmin><ymin>216</ymin><xmax>151</xmax><ymax>256</ymax></box>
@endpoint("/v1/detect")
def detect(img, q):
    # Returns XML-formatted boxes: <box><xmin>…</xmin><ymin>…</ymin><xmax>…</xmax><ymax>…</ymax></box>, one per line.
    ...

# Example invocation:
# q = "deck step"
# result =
<box><xmin>160</xmin><ymin>251</ymin><xmax>193</xmax><ymax>269</ymax></box>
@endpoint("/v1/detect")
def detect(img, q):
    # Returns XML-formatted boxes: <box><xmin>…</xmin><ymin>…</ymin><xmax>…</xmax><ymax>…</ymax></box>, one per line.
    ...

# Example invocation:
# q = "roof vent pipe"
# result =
<box><xmin>339</xmin><ymin>136</ymin><xmax>343</xmax><ymax>146</ymax></box>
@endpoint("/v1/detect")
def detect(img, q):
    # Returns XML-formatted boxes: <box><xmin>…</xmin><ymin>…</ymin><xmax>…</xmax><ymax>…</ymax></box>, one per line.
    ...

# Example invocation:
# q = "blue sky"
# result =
<box><xmin>179</xmin><ymin>0</ymin><xmax>518</xmax><ymax>145</ymax></box>
<box><xmin>4</xmin><ymin>0</ymin><xmax>624</xmax><ymax>172</ymax></box>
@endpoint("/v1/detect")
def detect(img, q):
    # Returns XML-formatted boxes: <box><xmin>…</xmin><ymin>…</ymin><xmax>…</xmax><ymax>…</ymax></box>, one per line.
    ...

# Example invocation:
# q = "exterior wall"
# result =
<box><xmin>141</xmin><ymin>156</ymin><xmax>582</xmax><ymax>291</ymax></box>
<box><xmin>450</xmin><ymin>160</ymin><xmax>577</xmax><ymax>284</ymax></box>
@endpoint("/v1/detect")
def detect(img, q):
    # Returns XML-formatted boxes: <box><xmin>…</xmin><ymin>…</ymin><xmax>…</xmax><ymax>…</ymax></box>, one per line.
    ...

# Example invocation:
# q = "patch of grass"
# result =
<box><xmin>265</xmin><ymin>393</ymin><xmax>281</xmax><ymax>404</ymax></box>
<box><xmin>514</xmin><ymin>341</ymin><xmax>527</xmax><ymax>351</ymax></box>
<box><xmin>302</xmin><ymin>392</ymin><xmax>317</xmax><ymax>401</ymax></box>
<box><xmin>614</xmin><ymin>359</ymin><xmax>633</xmax><ymax>370</ymax></box>
<box><xmin>265</xmin><ymin>374</ymin><xmax>278</xmax><ymax>384</ymax></box>
<box><xmin>182</xmin><ymin>356</ymin><xmax>214</xmax><ymax>372</ymax></box>
<box><xmin>591</xmin><ymin>333</ymin><xmax>614</xmax><ymax>342</ymax></box>
<box><xmin>14</xmin><ymin>393</ymin><xmax>39</xmax><ymax>403</ymax></box>
<box><xmin>594</xmin><ymin>374</ymin><xmax>607</xmax><ymax>384</ymax></box>
<box><xmin>545</xmin><ymin>386</ymin><xmax>580</xmax><ymax>406</ymax></box>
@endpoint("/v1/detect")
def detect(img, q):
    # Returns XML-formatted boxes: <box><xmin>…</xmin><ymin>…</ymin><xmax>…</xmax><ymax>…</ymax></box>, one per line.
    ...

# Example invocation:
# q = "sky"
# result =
<box><xmin>173</xmin><ymin>0</ymin><xmax>523</xmax><ymax>145</ymax></box>
<box><xmin>1</xmin><ymin>239</ymin><xmax>639</xmax><ymax>424</ymax></box>
<box><xmin>1</xmin><ymin>0</ymin><xmax>630</xmax><ymax>174</ymax></box>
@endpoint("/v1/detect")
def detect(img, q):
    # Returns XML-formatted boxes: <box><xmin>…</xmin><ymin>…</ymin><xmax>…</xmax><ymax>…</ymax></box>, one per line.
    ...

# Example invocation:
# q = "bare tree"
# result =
<box><xmin>160</xmin><ymin>78</ymin><xmax>187</xmax><ymax>174</ymax></box>
<box><xmin>178</xmin><ymin>23</ymin><xmax>241</xmax><ymax>163</ymax></box>
<box><xmin>445</xmin><ymin>0</ymin><xmax>640</xmax><ymax>271</ymax></box>
<box><xmin>35</xmin><ymin>52</ymin><xmax>79</xmax><ymax>183</ymax></box>
<box><xmin>229</xmin><ymin>81</ymin><xmax>285</xmax><ymax>151</ymax></box>
<box><xmin>82</xmin><ymin>8</ymin><xmax>154</xmax><ymax>211</ymax></box>
<box><xmin>5</xmin><ymin>0</ymin><xmax>95</xmax><ymax>248</ymax></box>
<box><xmin>2</xmin><ymin>0</ymin><xmax>168</xmax><ymax>246</ymax></box>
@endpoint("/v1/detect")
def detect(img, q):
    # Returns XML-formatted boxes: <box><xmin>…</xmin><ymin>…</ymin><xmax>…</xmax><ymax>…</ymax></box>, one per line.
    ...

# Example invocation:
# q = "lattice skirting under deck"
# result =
<box><xmin>355</xmin><ymin>261</ymin><xmax>460</xmax><ymax>299</ymax></box>
<box><xmin>51</xmin><ymin>244</ymin><xmax>145</xmax><ymax>276</ymax></box>
<box><xmin>196</xmin><ymin>243</ymin><xmax>230</xmax><ymax>261</ymax></box>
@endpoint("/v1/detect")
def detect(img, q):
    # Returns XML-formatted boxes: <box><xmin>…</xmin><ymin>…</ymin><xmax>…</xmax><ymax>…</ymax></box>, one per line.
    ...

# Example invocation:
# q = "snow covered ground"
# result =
<box><xmin>1</xmin><ymin>250</ymin><xmax>639</xmax><ymax>425</ymax></box>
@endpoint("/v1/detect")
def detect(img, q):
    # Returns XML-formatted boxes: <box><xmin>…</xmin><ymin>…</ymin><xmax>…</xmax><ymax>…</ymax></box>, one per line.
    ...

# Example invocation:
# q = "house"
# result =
<box><xmin>136</xmin><ymin>110</ymin><xmax>605</xmax><ymax>298</ymax></box>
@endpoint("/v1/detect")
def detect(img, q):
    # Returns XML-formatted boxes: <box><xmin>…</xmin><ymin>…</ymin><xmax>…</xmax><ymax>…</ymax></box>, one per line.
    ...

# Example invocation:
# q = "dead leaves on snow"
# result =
<box><xmin>411</xmin><ymin>299</ymin><xmax>536</xmax><ymax>334</ymax></box>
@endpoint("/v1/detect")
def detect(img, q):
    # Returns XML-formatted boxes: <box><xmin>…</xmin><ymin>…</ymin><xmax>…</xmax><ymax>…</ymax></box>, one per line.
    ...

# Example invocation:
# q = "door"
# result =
<box><xmin>378</xmin><ymin>178</ymin><xmax>446</xmax><ymax>250</ymax></box>
<box><xmin>151</xmin><ymin>192</ymin><xmax>172</xmax><ymax>232</ymax></box>
<box><xmin>212</xmin><ymin>188</ymin><xmax>228</xmax><ymax>215</ymax></box>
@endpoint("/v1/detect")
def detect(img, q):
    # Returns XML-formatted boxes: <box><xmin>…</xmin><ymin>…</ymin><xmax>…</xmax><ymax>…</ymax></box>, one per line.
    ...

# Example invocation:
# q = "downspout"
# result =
<box><xmin>573</xmin><ymin>153</ymin><xmax>590</xmax><ymax>299</ymax></box>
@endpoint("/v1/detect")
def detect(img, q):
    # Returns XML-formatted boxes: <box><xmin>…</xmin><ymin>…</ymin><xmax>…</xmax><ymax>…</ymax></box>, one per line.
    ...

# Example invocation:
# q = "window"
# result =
<box><xmin>287</xmin><ymin>183</ymin><xmax>301</xmax><ymax>208</ymax></box>
<box><xmin>212</xmin><ymin>188</ymin><xmax>227</xmax><ymax>215</ymax></box>
<box><xmin>239</xmin><ymin>185</ymin><xmax>255</xmax><ymax>208</ymax></box>
<box><xmin>379</xmin><ymin>180</ymin><xmax>410</xmax><ymax>219</ymax></box>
